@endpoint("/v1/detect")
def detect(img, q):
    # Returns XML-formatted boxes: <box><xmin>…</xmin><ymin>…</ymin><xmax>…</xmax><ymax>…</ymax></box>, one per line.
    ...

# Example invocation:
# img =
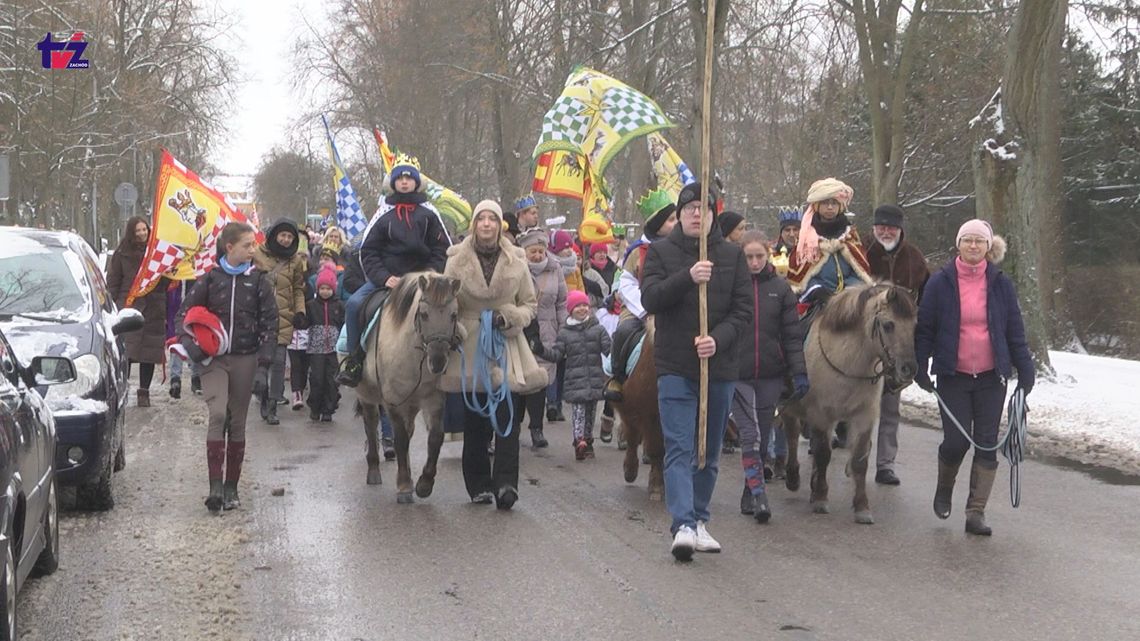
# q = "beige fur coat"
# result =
<box><xmin>439</xmin><ymin>235</ymin><xmax>549</xmax><ymax>395</ymax></box>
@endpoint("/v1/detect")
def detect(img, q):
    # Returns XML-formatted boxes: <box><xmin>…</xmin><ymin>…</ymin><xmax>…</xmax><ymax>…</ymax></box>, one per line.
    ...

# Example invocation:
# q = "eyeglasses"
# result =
<box><xmin>959</xmin><ymin>236</ymin><xmax>988</xmax><ymax>246</ymax></box>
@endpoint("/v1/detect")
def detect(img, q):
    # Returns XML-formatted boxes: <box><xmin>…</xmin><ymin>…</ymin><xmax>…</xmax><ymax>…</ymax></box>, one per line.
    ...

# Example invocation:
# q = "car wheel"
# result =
<box><xmin>0</xmin><ymin>539</ymin><xmax>16</xmax><ymax>641</ymax></box>
<box><xmin>113</xmin><ymin>441</ymin><xmax>126</xmax><ymax>472</ymax></box>
<box><xmin>32</xmin><ymin>477</ymin><xmax>60</xmax><ymax>576</ymax></box>
<box><xmin>77</xmin><ymin>457</ymin><xmax>114</xmax><ymax>511</ymax></box>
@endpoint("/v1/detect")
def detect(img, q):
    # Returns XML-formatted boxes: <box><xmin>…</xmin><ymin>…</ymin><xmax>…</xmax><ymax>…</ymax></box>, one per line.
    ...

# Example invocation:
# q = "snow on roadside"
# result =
<box><xmin>903</xmin><ymin>350</ymin><xmax>1140</xmax><ymax>475</ymax></box>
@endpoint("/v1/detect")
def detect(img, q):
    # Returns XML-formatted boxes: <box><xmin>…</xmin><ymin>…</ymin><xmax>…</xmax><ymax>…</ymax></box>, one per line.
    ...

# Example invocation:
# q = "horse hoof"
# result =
<box><xmin>623</xmin><ymin>462</ymin><xmax>639</xmax><ymax>484</ymax></box>
<box><xmin>415</xmin><ymin>478</ymin><xmax>435</xmax><ymax>498</ymax></box>
<box><xmin>366</xmin><ymin>468</ymin><xmax>382</xmax><ymax>486</ymax></box>
<box><xmin>397</xmin><ymin>492</ymin><xmax>415</xmax><ymax>504</ymax></box>
<box><xmin>854</xmin><ymin>510</ymin><xmax>874</xmax><ymax>525</ymax></box>
<box><xmin>785</xmin><ymin>469</ymin><xmax>800</xmax><ymax>492</ymax></box>
<box><xmin>811</xmin><ymin>501</ymin><xmax>829</xmax><ymax>514</ymax></box>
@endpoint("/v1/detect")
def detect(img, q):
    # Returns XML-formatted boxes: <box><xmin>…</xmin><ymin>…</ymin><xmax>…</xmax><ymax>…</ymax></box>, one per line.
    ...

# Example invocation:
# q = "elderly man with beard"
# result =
<box><xmin>866</xmin><ymin>204</ymin><xmax>930</xmax><ymax>486</ymax></box>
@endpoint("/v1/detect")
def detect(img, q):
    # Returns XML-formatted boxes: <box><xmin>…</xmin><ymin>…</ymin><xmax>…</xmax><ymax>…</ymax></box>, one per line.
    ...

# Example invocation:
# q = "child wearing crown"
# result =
<box><xmin>338</xmin><ymin>155</ymin><xmax>453</xmax><ymax>386</ymax></box>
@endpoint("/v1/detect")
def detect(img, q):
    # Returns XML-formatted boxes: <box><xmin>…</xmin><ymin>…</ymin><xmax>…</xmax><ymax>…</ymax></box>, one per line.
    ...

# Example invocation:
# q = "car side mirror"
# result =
<box><xmin>112</xmin><ymin>308</ymin><xmax>144</xmax><ymax>335</ymax></box>
<box><xmin>31</xmin><ymin>356</ymin><xmax>77</xmax><ymax>385</ymax></box>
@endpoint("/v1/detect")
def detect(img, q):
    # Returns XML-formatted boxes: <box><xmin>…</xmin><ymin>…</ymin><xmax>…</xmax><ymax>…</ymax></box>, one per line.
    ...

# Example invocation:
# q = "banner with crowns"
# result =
<box><xmin>533</xmin><ymin>66</ymin><xmax>673</xmax><ymax>178</ymax></box>
<box><xmin>373</xmin><ymin>129</ymin><xmax>472</xmax><ymax>232</ymax></box>
<box><xmin>647</xmin><ymin>132</ymin><xmax>695</xmax><ymax>199</ymax></box>
<box><xmin>125</xmin><ymin>150</ymin><xmax>260</xmax><ymax>305</ymax></box>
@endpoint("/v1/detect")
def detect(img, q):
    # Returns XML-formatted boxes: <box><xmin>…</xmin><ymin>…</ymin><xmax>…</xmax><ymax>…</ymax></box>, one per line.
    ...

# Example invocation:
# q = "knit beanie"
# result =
<box><xmin>470</xmin><ymin>200</ymin><xmax>504</xmax><ymax>232</ymax></box>
<box><xmin>718</xmin><ymin>210</ymin><xmax>745</xmax><ymax>238</ymax></box>
<box><xmin>316</xmin><ymin>265</ymin><xmax>338</xmax><ymax>292</ymax></box>
<box><xmin>518</xmin><ymin>228</ymin><xmax>549</xmax><ymax>249</ymax></box>
<box><xmin>676</xmin><ymin>181</ymin><xmax>717</xmax><ymax>214</ymax></box>
<box><xmin>566</xmin><ymin>290</ymin><xmax>590</xmax><ymax>314</ymax></box>
<box><xmin>956</xmin><ymin>219</ymin><xmax>993</xmax><ymax>247</ymax></box>
<box><xmin>550</xmin><ymin>230</ymin><xmax>574</xmax><ymax>254</ymax></box>
<box><xmin>389</xmin><ymin>163</ymin><xmax>422</xmax><ymax>192</ymax></box>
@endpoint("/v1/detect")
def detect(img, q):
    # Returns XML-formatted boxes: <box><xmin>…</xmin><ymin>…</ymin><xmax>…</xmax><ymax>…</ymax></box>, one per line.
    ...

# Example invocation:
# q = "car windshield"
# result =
<box><xmin>0</xmin><ymin>245</ymin><xmax>89</xmax><ymax>320</ymax></box>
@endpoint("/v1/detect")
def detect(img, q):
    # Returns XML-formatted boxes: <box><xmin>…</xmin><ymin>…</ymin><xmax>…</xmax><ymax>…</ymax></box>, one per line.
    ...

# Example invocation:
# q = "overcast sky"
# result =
<box><xmin>214</xmin><ymin>0</ymin><xmax>326</xmax><ymax>178</ymax></box>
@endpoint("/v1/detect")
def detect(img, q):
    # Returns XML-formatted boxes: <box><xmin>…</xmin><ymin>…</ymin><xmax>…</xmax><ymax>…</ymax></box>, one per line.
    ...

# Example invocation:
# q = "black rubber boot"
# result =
<box><xmin>740</xmin><ymin>485</ymin><xmax>755</xmax><ymax>515</ymax></box>
<box><xmin>336</xmin><ymin>352</ymin><xmax>364</xmax><ymax>387</ymax></box>
<box><xmin>222</xmin><ymin>482</ymin><xmax>240</xmax><ymax>511</ymax></box>
<box><xmin>169</xmin><ymin>376</ymin><xmax>181</xmax><ymax>399</ymax></box>
<box><xmin>495</xmin><ymin>485</ymin><xmax>518</xmax><ymax>511</ymax></box>
<box><xmin>530</xmin><ymin>428</ymin><xmax>549</xmax><ymax>449</ymax></box>
<box><xmin>382</xmin><ymin>437</ymin><xmax>396</xmax><ymax>461</ymax></box>
<box><xmin>191</xmin><ymin>375</ymin><xmax>202</xmax><ymax>395</ymax></box>
<box><xmin>933</xmin><ymin>458</ymin><xmax>960</xmax><ymax>520</ymax></box>
<box><xmin>265</xmin><ymin>402</ymin><xmax>280</xmax><ymax>426</ymax></box>
<box><xmin>753</xmin><ymin>492</ymin><xmax>772</xmax><ymax>524</ymax></box>
<box><xmin>205</xmin><ymin>480</ymin><xmax>224</xmax><ymax>513</ymax></box>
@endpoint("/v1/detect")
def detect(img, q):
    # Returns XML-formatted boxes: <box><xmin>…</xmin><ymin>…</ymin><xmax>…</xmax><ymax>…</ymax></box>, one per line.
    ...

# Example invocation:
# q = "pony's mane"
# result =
<box><xmin>386</xmin><ymin>272</ymin><xmax>455</xmax><ymax>325</ymax></box>
<box><xmin>818</xmin><ymin>283</ymin><xmax>916</xmax><ymax>333</ymax></box>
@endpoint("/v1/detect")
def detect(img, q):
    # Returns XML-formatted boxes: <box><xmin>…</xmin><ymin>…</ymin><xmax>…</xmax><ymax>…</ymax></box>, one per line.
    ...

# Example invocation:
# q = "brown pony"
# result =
<box><xmin>355</xmin><ymin>272</ymin><xmax>463</xmax><ymax>503</ymax></box>
<box><xmin>611</xmin><ymin>318</ymin><xmax>665</xmax><ymax>500</ymax></box>
<box><xmin>780</xmin><ymin>283</ymin><xmax>917</xmax><ymax>524</ymax></box>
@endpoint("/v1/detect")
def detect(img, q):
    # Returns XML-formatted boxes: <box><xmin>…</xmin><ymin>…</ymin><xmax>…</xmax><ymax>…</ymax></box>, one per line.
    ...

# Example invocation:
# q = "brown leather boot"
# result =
<box><xmin>965</xmin><ymin>460</ymin><xmax>998</xmax><ymax>536</ymax></box>
<box><xmin>933</xmin><ymin>457</ymin><xmax>960</xmax><ymax>520</ymax></box>
<box><xmin>137</xmin><ymin>389</ymin><xmax>151</xmax><ymax>408</ymax></box>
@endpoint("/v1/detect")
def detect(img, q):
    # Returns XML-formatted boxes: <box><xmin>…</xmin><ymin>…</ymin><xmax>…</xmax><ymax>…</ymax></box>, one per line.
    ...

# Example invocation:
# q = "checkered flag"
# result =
<box><xmin>601</xmin><ymin>85</ymin><xmax>672</xmax><ymax>136</ymax></box>
<box><xmin>127</xmin><ymin>239</ymin><xmax>184</xmax><ymax>305</ymax></box>
<box><xmin>321</xmin><ymin>114</ymin><xmax>368</xmax><ymax>242</ymax></box>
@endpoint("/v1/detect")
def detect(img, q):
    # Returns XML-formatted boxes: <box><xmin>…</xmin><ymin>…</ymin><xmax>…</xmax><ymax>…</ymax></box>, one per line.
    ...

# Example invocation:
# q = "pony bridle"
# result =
<box><xmin>412</xmin><ymin>300</ymin><xmax>461</xmax><ymax>355</ymax></box>
<box><xmin>816</xmin><ymin>310</ymin><xmax>900</xmax><ymax>388</ymax></box>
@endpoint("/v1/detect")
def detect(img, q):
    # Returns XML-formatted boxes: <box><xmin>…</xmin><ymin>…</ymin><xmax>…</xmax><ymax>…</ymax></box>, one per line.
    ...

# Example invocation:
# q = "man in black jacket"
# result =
<box><xmin>641</xmin><ymin>182</ymin><xmax>752</xmax><ymax>561</ymax></box>
<box><xmin>338</xmin><ymin>160</ymin><xmax>452</xmax><ymax>386</ymax></box>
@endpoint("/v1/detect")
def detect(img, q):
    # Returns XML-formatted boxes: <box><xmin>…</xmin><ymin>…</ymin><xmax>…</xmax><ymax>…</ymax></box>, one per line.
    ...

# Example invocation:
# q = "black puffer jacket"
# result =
<box><xmin>360</xmin><ymin>191</ymin><xmax>450</xmax><ymax>287</ymax></box>
<box><xmin>737</xmin><ymin>263</ymin><xmax>805</xmax><ymax>380</ymax></box>
<box><xmin>545</xmin><ymin>316</ymin><xmax>612</xmax><ymax>403</ymax></box>
<box><xmin>176</xmin><ymin>265</ymin><xmax>278</xmax><ymax>361</ymax></box>
<box><xmin>641</xmin><ymin>223</ymin><xmax>752</xmax><ymax>382</ymax></box>
<box><xmin>342</xmin><ymin>247</ymin><xmax>366</xmax><ymax>295</ymax></box>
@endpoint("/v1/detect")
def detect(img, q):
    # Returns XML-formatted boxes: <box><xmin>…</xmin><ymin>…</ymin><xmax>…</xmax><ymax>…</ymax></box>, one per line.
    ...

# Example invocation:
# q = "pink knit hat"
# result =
<box><xmin>316</xmin><ymin>265</ymin><xmax>338</xmax><ymax>292</ymax></box>
<box><xmin>566</xmin><ymin>290</ymin><xmax>590</xmax><ymax>314</ymax></box>
<box><xmin>550</xmin><ymin>230</ymin><xmax>574</xmax><ymax>254</ymax></box>
<box><xmin>956</xmin><ymin>219</ymin><xmax>993</xmax><ymax>247</ymax></box>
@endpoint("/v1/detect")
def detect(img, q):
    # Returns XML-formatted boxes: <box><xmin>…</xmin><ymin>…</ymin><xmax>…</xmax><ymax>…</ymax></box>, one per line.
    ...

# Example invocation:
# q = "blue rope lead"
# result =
<box><xmin>459</xmin><ymin>309</ymin><xmax>515</xmax><ymax>438</ymax></box>
<box><xmin>933</xmin><ymin>386</ymin><xmax>1029</xmax><ymax>508</ymax></box>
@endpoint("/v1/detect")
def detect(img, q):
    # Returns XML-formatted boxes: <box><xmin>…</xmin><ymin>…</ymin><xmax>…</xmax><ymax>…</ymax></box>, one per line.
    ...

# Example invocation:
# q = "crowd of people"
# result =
<box><xmin>107</xmin><ymin>170</ymin><xmax>1033</xmax><ymax>557</ymax></box>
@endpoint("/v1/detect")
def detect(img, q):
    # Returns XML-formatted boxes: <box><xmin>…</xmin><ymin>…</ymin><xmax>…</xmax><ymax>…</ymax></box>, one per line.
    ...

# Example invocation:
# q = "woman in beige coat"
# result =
<box><xmin>440</xmin><ymin>200</ymin><xmax>547</xmax><ymax>509</ymax></box>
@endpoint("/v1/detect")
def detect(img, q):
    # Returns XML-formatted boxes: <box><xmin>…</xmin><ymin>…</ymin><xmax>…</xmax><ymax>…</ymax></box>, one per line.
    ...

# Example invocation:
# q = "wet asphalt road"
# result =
<box><xmin>15</xmin><ymin>392</ymin><xmax>1140</xmax><ymax>640</ymax></box>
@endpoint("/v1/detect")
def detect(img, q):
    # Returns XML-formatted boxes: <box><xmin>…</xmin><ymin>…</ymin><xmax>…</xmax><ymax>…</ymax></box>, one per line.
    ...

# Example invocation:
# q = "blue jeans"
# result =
<box><xmin>169</xmin><ymin>355</ymin><xmax>201</xmax><ymax>379</ymax></box>
<box><xmin>344</xmin><ymin>281</ymin><xmax>379</xmax><ymax>353</ymax></box>
<box><xmin>658</xmin><ymin>375</ymin><xmax>735</xmax><ymax>534</ymax></box>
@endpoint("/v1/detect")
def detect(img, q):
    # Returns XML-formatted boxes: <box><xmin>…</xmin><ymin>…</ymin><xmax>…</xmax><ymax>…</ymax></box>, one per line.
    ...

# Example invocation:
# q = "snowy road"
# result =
<box><xmin>15</xmin><ymin>392</ymin><xmax>1140</xmax><ymax>640</ymax></box>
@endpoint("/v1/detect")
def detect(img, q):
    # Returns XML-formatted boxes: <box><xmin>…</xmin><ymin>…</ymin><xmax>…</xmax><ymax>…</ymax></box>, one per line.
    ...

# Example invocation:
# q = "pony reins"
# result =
<box><xmin>933</xmin><ymin>386</ymin><xmax>1029</xmax><ymax>508</ymax></box>
<box><xmin>459</xmin><ymin>309</ymin><xmax>515</xmax><ymax>437</ymax></box>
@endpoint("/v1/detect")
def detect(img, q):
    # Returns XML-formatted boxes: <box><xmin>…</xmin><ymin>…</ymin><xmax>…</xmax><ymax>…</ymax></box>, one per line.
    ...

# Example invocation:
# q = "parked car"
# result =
<box><xmin>0</xmin><ymin>325</ymin><xmax>76</xmax><ymax>640</ymax></box>
<box><xmin>0</xmin><ymin>228</ymin><xmax>143</xmax><ymax>510</ymax></box>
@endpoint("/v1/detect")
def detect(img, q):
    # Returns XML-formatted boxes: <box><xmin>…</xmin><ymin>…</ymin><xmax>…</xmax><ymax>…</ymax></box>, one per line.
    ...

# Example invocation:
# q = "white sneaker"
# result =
<box><xmin>671</xmin><ymin>525</ymin><xmax>697</xmax><ymax>561</ymax></box>
<box><xmin>695</xmin><ymin>521</ymin><xmax>721</xmax><ymax>553</ymax></box>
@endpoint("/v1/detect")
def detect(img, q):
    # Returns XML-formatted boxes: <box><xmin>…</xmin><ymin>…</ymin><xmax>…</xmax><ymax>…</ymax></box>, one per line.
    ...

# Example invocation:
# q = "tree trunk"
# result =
<box><xmin>845</xmin><ymin>0</ymin><xmax>926</xmax><ymax>208</ymax></box>
<box><xmin>970</xmin><ymin>0</ymin><xmax>1068</xmax><ymax>376</ymax></box>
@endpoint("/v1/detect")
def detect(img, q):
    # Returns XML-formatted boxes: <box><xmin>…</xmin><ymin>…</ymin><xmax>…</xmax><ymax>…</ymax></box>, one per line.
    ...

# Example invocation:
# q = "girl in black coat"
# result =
<box><xmin>176</xmin><ymin>223</ymin><xmax>278</xmax><ymax>513</ymax></box>
<box><xmin>731</xmin><ymin>232</ymin><xmax>806</xmax><ymax>523</ymax></box>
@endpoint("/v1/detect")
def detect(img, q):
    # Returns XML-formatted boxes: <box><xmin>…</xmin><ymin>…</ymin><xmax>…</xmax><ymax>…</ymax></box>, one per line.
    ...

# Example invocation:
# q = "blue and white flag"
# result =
<box><xmin>321</xmin><ymin>115</ymin><xmax>368</xmax><ymax>241</ymax></box>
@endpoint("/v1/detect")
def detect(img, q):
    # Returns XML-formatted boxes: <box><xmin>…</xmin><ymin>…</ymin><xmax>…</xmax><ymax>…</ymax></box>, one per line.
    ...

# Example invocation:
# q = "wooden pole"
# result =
<box><xmin>697</xmin><ymin>0</ymin><xmax>716</xmax><ymax>470</ymax></box>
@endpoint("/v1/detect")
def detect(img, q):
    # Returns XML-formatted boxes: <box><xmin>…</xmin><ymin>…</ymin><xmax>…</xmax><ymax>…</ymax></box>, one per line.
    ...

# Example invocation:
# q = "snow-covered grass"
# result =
<box><xmin>903</xmin><ymin>350</ymin><xmax>1140</xmax><ymax>474</ymax></box>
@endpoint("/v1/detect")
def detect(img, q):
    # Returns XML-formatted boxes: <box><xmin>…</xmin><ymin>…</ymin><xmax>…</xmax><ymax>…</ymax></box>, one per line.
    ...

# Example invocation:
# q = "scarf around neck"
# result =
<box><xmin>219</xmin><ymin>256</ymin><xmax>250</xmax><ymax>275</ymax></box>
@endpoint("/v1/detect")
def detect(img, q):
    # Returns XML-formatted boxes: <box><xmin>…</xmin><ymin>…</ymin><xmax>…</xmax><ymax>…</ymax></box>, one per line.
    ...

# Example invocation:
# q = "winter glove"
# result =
<box><xmin>527</xmin><ymin>336</ymin><xmax>544</xmax><ymax>358</ymax></box>
<box><xmin>915</xmin><ymin>370</ymin><xmax>934</xmax><ymax>393</ymax></box>
<box><xmin>493</xmin><ymin>312</ymin><xmax>507</xmax><ymax>329</ymax></box>
<box><xmin>185</xmin><ymin>342</ymin><xmax>208</xmax><ymax>364</ymax></box>
<box><xmin>791</xmin><ymin>374</ymin><xmax>810</xmax><ymax>400</ymax></box>
<box><xmin>1016</xmin><ymin>376</ymin><xmax>1034</xmax><ymax>397</ymax></box>
<box><xmin>292</xmin><ymin>311</ymin><xmax>309</xmax><ymax>330</ymax></box>
<box><xmin>802</xmin><ymin>287</ymin><xmax>832</xmax><ymax>307</ymax></box>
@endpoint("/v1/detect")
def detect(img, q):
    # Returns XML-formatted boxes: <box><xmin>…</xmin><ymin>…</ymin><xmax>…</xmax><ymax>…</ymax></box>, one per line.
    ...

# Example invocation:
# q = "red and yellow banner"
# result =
<box><xmin>125</xmin><ymin>150</ymin><xmax>258</xmax><ymax>305</ymax></box>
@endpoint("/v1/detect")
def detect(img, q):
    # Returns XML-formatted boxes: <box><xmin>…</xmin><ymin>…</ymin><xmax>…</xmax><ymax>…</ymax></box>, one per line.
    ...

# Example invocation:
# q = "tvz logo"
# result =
<box><xmin>37</xmin><ymin>32</ymin><xmax>91</xmax><ymax>69</ymax></box>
